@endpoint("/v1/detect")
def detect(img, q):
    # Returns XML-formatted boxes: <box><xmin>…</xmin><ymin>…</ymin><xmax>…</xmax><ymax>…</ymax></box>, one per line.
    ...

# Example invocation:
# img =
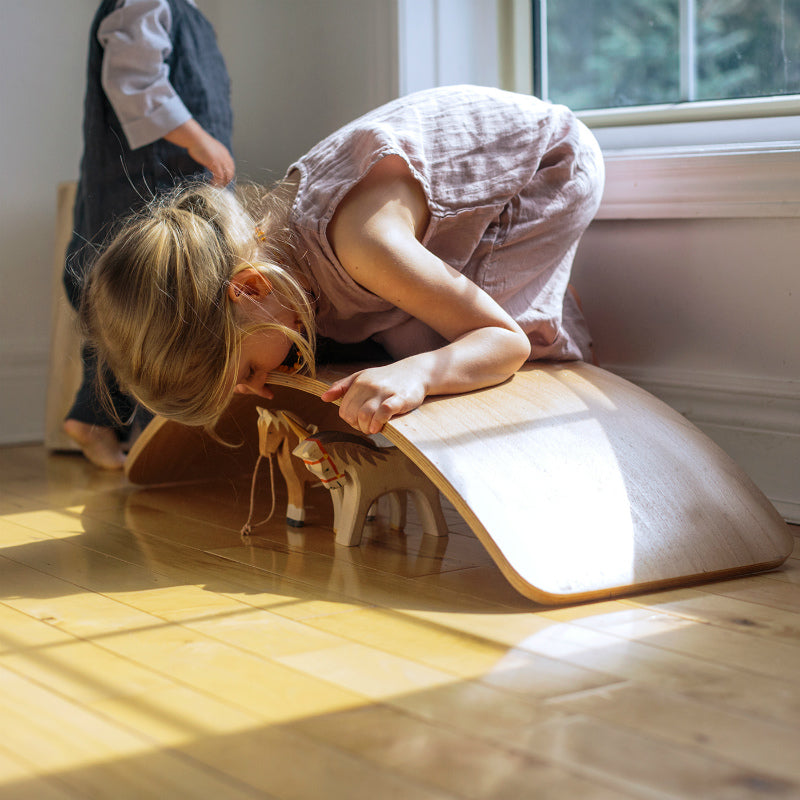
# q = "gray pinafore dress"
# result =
<box><xmin>64</xmin><ymin>0</ymin><xmax>232</xmax><ymax>431</ymax></box>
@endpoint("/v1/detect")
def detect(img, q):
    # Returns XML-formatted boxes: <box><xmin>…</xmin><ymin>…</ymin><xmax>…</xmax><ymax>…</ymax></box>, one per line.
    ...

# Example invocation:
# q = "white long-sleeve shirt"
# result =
<box><xmin>97</xmin><ymin>0</ymin><xmax>198</xmax><ymax>149</ymax></box>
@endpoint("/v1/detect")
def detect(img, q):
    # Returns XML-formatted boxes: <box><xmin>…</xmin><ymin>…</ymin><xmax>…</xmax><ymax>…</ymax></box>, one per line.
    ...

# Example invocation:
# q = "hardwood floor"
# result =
<box><xmin>0</xmin><ymin>443</ymin><xmax>798</xmax><ymax>799</ymax></box>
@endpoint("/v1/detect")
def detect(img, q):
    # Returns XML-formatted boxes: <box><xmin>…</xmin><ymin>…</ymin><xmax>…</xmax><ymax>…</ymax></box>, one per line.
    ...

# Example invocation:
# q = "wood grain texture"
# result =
<box><xmin>1</xmin><ymin>442</ymin><xmax>799</xmax><ymax>798</ymax></box>
<box><xmin>127</xmin><ymin>362</ymin><xmax>793</xmax><ymax>604</ymax></box>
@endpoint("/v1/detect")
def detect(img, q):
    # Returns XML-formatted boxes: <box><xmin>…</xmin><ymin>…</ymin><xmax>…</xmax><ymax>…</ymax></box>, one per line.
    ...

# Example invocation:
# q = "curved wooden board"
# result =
<box><xmin>127</xmin><ymin>362</ymin><xmax>794</xmax><ymax>604</ymax></box>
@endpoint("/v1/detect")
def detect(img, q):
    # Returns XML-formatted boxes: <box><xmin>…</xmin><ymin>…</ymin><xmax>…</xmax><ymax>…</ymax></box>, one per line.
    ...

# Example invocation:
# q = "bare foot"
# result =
<box><xmin>63</xmin><ymin>419</ymin><xmax>126</xmax><ymax>470</ymax></box>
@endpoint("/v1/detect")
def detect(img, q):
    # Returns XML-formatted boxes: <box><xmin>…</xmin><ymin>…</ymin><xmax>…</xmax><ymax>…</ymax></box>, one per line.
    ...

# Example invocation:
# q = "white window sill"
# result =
<box><xmin>597</xmin><ymin>142</ymin><xmax>800</xmax><ymax>220</ymax></box>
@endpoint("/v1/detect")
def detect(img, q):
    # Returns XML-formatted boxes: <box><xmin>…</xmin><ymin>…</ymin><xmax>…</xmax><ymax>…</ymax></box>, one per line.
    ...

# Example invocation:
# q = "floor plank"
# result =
<box><xmin>0</xmin><ymin>444</ymin><xmax>797</xmax><ymax>800</ymax></box>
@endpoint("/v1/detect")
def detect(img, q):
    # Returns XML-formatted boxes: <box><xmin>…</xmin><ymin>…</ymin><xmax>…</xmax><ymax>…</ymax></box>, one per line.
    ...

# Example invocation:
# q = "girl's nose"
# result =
<box><xmin>235</xmin><ymin>374</ymin><xmax>274</xmax><ymax>400</ymax></box>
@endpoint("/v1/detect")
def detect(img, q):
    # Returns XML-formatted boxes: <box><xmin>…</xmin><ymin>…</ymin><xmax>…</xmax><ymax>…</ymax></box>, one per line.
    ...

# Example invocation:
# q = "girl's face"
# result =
<box><xmin>229</xmin><ymin>269</ymin><xmax>297</xmax><ymax>399</ymax></box>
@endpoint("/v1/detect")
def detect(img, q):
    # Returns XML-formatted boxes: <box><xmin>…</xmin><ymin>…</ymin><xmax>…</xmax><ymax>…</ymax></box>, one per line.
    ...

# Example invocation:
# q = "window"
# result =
<box><xmin>528</xmin><ymin>1</ymin><xmax>800</xmax><ymax>220</ymax></box>
<box><xmin>539</xmin><ymin>0</ymin><xmax>800</xmax><ymax>111</ymax></box>
<box><xmin>397</xmin><ymin>0</ymin><xmax>800</xmax><ymax>148</ymax></box>
<box><xmin>533</xmin><ymin>0</ymin><xmax>800</xmax><ymax>146</ymax></box>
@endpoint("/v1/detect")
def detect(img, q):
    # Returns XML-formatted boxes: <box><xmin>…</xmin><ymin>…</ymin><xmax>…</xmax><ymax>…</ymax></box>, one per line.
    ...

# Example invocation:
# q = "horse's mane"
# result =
<box><xmin>312</xmin><ymin>430</ymin><xmax>381</xmax><ymax>451</ymax></box>
<box><xmin>275</xmin><ymin>410</ymin><xmax>308</xmax><ymax>435</ymax></box>
<box><xmin>310</xmin><ymin>431</ymin><xmax>393</xmax><ymax>470</ymax></box>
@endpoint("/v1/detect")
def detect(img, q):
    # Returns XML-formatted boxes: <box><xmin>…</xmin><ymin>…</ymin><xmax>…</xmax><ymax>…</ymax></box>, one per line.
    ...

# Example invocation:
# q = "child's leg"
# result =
<box><xmin>64</xmin><ymin>347</ymin><xmax>137</xmax><ymax>469</ymax></box>
<box><xmin>473</xmin><ymin>122</ymin><xmax>604</xmax><ymax>362</ymax></box>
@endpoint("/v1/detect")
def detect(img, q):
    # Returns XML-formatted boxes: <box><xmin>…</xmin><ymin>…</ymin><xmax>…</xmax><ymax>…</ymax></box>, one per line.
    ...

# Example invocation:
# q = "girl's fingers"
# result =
<box><xmin>321</xmin><ymin>373</ymin><xmax>359</xmax><ymax>403</ymax></box>
<box><xmin>373</xmin><ymin>394</ymin><xmax>407</xmax><ymax>428</ymax></box>
<box><xmin>320</xmin><ymin>385</ymin><xmax>346</xmax><ymax>402</ymax></box>
<box><xmin>322</xmin><ymin>367</ymin><xmax>420</xmax><ymax>433</ymax></box>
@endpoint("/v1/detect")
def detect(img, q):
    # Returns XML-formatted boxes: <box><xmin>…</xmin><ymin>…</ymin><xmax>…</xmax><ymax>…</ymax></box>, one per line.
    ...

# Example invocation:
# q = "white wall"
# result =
<box><xmin>203</xmin><ymin>0</ymin><xmax>398</xmax><ymax>181</ymax></box>
<box><xmin>572</xmin><ymin>151</ymin><xmax>800</xmax><ymax>523</ymax></box>
<box><xmin>0</xmin><ymin>0</ymin><xmax>397</xmax><ymax>445</ymax></box>
<box><xmin>0</xmin><ymin>1</ymin><xmax>96</xmax><ymax>444</ymax></box>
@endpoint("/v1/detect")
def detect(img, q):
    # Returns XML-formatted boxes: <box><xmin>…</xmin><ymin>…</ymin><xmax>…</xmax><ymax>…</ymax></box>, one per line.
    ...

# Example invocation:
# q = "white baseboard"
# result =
<box><xmin>609</xmin><ymin>365</ymin><xmax>800</xmax><ymax>524</ymax></box>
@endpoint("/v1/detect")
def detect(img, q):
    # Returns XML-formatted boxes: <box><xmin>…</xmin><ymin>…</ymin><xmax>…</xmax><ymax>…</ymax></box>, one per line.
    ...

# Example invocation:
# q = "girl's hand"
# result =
<box><xmin>321</xmin><ymin>362</ymin><xmax>428</xmax><ymax>434</ymax></box>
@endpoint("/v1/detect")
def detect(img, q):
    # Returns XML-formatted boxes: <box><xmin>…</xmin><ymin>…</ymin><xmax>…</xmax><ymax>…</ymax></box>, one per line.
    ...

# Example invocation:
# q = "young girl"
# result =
<box><xmin>81</xmin><ymin>85</ymin><xmax>604</xmax><ymax>437</ymax></box>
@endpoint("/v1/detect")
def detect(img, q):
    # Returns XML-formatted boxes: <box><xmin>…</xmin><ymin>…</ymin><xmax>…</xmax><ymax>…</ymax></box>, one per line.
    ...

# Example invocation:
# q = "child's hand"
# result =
<box><xmin>165</xmin><ymin>119</ymin><xmax>235</xmax><ymax>187</ymax></box>
<box><xmin>321</xmin><ymin>363</ymin><xmax>427</xmax><ymax>434</ymax></box>
<box><xmin>187</xmin><ymin>131</ymin><xmax>235</xmax><ymax>187</ymax></box>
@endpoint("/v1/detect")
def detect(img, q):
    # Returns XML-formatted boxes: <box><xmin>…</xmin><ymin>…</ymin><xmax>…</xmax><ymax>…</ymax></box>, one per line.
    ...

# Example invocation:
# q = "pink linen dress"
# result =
<box><xmin>287</xmin><ymin>85</ymin><xmax>604</xmax><ymax>362</ymax></box>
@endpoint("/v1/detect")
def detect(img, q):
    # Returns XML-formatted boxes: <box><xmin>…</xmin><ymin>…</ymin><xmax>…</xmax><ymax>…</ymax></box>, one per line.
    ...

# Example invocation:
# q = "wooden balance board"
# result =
<box><xmin>125</xmin><ymin>362</ymin><xmax>793</xmax><ymax>605</ymax></box>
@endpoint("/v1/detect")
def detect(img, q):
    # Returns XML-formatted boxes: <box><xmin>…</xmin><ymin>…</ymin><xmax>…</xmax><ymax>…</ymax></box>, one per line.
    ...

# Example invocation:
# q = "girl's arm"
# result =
<box><xmin>321</xmin><ymin>155</ymin><xmax>531</xmax><ymax>434</ymax></box>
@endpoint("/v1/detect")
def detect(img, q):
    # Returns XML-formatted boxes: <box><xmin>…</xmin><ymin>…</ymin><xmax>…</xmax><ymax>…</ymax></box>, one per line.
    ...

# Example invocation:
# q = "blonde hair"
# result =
<box><xmin>80</xmin><ymin>181</ymin><xmax>315</xmax><ymax>429</ymax></box>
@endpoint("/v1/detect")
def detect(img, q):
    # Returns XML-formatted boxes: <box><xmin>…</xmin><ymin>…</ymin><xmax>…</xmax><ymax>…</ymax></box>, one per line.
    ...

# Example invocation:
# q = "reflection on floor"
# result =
<box><xmin>0</xmin><ymin>443</ymin><xmax>798</xmax><ymax>799</ymax></box>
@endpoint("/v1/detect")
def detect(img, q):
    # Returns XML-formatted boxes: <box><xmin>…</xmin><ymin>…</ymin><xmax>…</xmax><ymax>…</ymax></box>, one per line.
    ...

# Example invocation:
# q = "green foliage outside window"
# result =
<box><xmin>546</xmin><ymin>0</ymin><xmax>800</xmax><ymax>110</ymax></box>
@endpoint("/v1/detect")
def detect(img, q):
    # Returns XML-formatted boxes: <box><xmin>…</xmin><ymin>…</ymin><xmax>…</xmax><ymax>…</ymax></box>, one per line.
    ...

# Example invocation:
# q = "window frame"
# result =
<box><xmin>398</xmin><ymin>0</ymin><xmax>800</xmax><ymax>149</ymax></box>
<box><xmin>397</xmin><ymin>0</ymin><xmax>800</xmax><ymax>220</ymax></box>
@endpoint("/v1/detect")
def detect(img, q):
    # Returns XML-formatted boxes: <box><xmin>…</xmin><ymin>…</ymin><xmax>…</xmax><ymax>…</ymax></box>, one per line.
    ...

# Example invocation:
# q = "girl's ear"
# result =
<box><xmin>227</xmin><ymin>267</ymin><xmax>273</xmax><ymax>302</ymax></box>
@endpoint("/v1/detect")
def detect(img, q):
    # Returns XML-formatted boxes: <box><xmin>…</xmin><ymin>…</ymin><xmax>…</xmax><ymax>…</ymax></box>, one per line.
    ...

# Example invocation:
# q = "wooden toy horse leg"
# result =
<box><xmin>329</xmin><ymin>487</ymin><xmax>345</xmax><ymax>539</ymax></box>
<box><xmin>409</xmin><ymin>487</ymin><xmax>448</xmax><ymax>538</ymax></box>
<box><xmin>276</xmin><ymin>440</ymin><xmax>309</xmax><ymax>526</ymax></box>
<box><xmin>386</xmin><ymin>491</ymin><xmax>408</xmax><ymax>531</ymax></box>
<box><xmin>331</xmin><ymin>482</ymin><xmax>375</xmax><ymax>547</ymax></box>
<box><xmin>366</xmin><ymin>492</ymin><xmax>405</xmax><ymax>525</ymax></box>
<box><xmin>334</xmin><ymin>485</ymin><xmax>442</xmax><ymax>545</ymax></box>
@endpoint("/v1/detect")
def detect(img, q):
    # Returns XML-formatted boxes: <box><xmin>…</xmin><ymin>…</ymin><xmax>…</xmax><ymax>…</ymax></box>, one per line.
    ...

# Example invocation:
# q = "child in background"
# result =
<box><xmin>63</xmin><ymin>0</ymin><xmax>234</xmax><ymax>469</ymax></box>
<box><xmin>80</xmin><ymin>85</ymin><xmax>604</xmax><ymax>438</ymax></box>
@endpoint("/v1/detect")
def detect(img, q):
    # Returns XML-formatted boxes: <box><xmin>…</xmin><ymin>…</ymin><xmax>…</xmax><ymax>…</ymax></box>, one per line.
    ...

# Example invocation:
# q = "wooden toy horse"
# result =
<box><xmin>254</xmin><ymin>406</ymin><xmax>398</xmax><ymax>529</ymax></box>
<box><xmin>284</xmin><ymin>415</ymin><xmax>449</xmax><ymax>547</ymax></box>
<box><xmin>255</xmin><ymin>407</ymin><xmax>319</xmax><ymax>526</ymax></box>
<box><xmin>253</xmin><ymin>407</ymin><xmax>444</xmax><ymax>544</ymax></box>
